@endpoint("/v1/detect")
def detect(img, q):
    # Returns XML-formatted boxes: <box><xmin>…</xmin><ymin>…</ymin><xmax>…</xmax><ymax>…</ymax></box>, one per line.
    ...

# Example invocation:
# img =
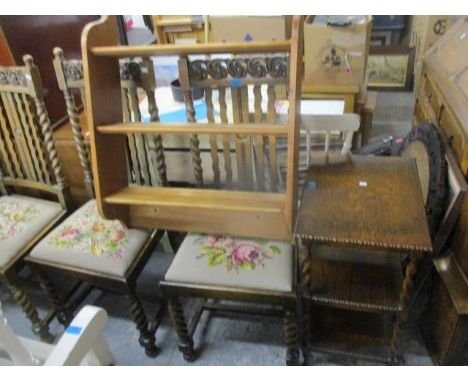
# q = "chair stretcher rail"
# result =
<box><xmin>91</xmin><ymin>41</ymin><xmax>292</xmax><ymax>57</ymax></box>
<box><xmin>97</xmin><ymin>123</ymin><xmax>290</xmax><ymax>136</ymax></box>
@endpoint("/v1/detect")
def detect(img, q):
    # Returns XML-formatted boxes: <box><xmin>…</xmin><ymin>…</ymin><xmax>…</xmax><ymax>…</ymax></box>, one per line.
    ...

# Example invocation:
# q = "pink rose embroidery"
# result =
<box><xmin>59</xmin><ymin>228</ymin><xmax>81</xmax><ymax>240</ymax></box>
<box><xmin>0</xmin><ymin>200</ymin><xmax>39</xmax><ymax>241</ymax></box>
<box><xmin>196</xmin><ymin>235</ymin><xmax>281</xmax><ymax>272</ymax></box>
<box><xmin>112</xmin><ymin>249</ymin><xmax>123</xmax><ymax>261</ymax></box>
<box><xmin>204</xmin><ymin>236</ymin><xmax>219</xmax><ymax>246</ymax></box>
<box><xmin>109</xmin><ymin>230</ymin><xmax>125</xmax><ymax>241</ymax></box>
<box><xmin>228</xmin><ymin>243</ymin><xmax>262</xmax><ymax>265</ymax></box>
<box><xmin>47</xmin><ymin>203</ymin><xmax>130</xmax><ymax>261</ymax></box>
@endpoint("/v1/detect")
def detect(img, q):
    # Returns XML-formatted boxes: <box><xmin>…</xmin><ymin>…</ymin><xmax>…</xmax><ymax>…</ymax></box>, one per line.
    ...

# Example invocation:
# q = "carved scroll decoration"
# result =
<box><xmin>188</xmin><ymin>56</ymin><xmax>288</xmax><ymax>81</ymax></box>
<box><xmin>62</xmin><ymin>61</ymin><xmax>143</xmax><ymax>84</ymax></box>
<box><xmin>0</xmin><ymin>69</ymin><xmax>27</xmax><ymax>87</ymax></box>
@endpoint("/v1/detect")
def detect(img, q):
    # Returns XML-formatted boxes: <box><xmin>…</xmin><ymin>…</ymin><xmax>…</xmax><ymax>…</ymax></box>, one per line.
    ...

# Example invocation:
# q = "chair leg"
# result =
<box><xmin>168</xmin><ymin>297</ymin><xmax>196</xmax><ymax>361</ymax></box>
<box><xmin>36</xmin><ymin>271</ymin><xmax>72</xmax><ymax>326</ymax></box>
<box><xmin>4</xmin><ymin>281</ymin><xmax>52</xmax><ymax>341</ymax></box>
<box><xmin>127</xmin><ymin>291</ymin><xmax>158</xmax><ymax>358</ymax></box>
<box><xmin>284</xmin><ymin>310</ymin><xmax>301</xmax><ymax>366</ymax></box>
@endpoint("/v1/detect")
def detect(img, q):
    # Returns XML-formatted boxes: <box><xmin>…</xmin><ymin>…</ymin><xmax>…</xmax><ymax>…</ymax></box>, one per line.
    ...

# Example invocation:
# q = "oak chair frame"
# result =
<box><xmin>81</xmin><ymin>15</ymin><xmax>303</xmax><ymax>365</ymax></box>
<box><xmin>0</xmin><ymin>55</ymin><xmax>72</xmax><ymax>340</ymax></box>
<box><xmin>24</xmin><ymin>49</ymin><xmax>169</xmax><ymax>358</ymax></box>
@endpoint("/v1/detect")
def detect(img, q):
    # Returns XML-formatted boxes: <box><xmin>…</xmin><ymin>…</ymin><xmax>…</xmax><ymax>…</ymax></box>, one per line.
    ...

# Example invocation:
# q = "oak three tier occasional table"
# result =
<box><xmin>295</xmin><ymin>154</ymin><xmax>433</xmax><ymax>364</ymax></box>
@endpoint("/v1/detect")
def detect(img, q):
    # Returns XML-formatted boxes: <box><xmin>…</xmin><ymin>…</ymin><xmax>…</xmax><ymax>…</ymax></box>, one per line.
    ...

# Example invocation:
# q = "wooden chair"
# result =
<box><xmin>51</xmin><ymin>47</ymin><xmax>168</xmax><ymax>190</ymax></box>
<box><xmin>0</xmin><ymin>55</ymin><xmax>71</xmax><ymax>340</ymax></box>
<box><xmin>81</xmin><ymin>15</ymin><xmax>303</xmax><ymax>365</ymax></box>
<box><xmin>276</xmin><ymin>113</ymin><xmax>360</xmax><ymax>194</ymax></box>
<box><xmin>0</xmin><ymin>302</ymin><xmax>114</xmax><ymax>366</ymax></box>
<box><xmin>304</xmin><ymin>113</ymin><xmax>361</xmax><ymax>166</ymax></box>
<box><xmin>24</xmin><ymin>50</ymin><xmax>168</xmax><ymax>358</ymax></box>
<box><xmin>51</xmin><ymin>48</ymin><xmax>179</xmax><ymax>251</ymax></box>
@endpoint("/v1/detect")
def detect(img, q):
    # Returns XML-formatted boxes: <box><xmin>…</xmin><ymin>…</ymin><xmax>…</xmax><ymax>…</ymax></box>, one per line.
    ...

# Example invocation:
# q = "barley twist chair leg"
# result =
<box><xmin>5</xmin><ymin>281</ymin><xmax>52</xmax><ymax>341</ymax></box>
<box><xmin>127</xmin><ymin>291</ymin><xmax>159</xmax><ymax>357</ymax></box>
<box><xmin>168</xmin><ymin>297</ymin><xmax>196</xmax><ymax>362</ymax></box>
<box><xmin>284</xmin><ymin>310</ymin><xmax>301</xmax><ymax>366</ymax></box>
<box><xmin>36</xmin><ymin>271</ymin><xmax>72</xmax><ymax>327</ymax></box>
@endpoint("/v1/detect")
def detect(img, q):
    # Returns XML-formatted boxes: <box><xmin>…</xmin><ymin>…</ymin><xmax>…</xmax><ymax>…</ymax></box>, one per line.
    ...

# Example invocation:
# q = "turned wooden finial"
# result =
<box><xmin>53</xmin><ymin>47</ymin><xmax>64</xmax><ymax>59</ymax></box>
<box><xmin>22</xmin><ymin>54</ymin><xmax>34</xmax><ymax>68</ymax></box>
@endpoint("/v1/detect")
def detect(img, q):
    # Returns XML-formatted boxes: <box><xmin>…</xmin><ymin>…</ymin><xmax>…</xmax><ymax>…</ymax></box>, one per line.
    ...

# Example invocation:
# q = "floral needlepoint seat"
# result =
<box><xmin>30</xmin><ymin>200</ymin><xmax>150</xmax><ymax>276</ymax></box>
<box><xmin>164</xmin><ymin>234</ymin><xmax>293</xmax><ymax>292</ymax></box>
<box><xmin>0</xmin><ymin>195</ymin><xmax>63</xmax><ymax>270</ymax></box>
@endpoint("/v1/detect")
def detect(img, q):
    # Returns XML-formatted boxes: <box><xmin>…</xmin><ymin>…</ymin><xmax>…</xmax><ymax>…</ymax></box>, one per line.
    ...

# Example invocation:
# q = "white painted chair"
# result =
<box><xmin>303</xmin><ymin>113</ymin><xmax>361</xmax><ymax>166</ymax></box>
<box><xmin>277</xmin><ymin>113</ymin><xmax>361</xmax><ymax>191</ymax></box>
<box><xmin>0</xmin><ymin>303</ymin><xmax>114</xmax><ymax>366</ymax></box>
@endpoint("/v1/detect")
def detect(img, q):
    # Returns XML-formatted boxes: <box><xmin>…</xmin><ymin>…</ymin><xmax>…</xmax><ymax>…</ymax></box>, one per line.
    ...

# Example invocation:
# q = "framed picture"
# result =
<box><xmin>433</xmin><ymin>146</ymin><xmax>467</xmax><ymax>254</ymax></box>
<box><xmin>367</xmin><ymin>46</ymin><xmax>415</xmax><ymax>91</ymax></box>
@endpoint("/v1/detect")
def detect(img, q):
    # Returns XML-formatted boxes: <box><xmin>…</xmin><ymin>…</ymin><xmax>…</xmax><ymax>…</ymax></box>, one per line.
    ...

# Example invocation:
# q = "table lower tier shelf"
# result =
<box><xmin>309</xmin><ymin>305</ymin><xmax>395</xmax><ymax>364</ymax></box>
<box><xmin>305</xmin><ymin>245</ymin><xmax>404</xmax><ymax>313</ymax></box>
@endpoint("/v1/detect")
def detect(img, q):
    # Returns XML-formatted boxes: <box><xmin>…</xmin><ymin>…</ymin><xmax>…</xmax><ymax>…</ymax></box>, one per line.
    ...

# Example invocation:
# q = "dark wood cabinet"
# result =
<box><xmin>422</xmin><ymin>253</ymin><xmax>468</xmax><ymax>365</ymax></box>
<box><xmin>414</xmin><ymin>17</ymin><xmax>468</xmax><ymax>365</ymax></box>
<box><xmin>0</xmin><ymin>16</ymin><xmax>98</xmax><ymax>127</ymax></box>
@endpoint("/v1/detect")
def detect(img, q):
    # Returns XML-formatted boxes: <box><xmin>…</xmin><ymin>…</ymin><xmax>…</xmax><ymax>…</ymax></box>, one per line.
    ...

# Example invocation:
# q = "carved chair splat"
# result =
<box><xmin>180</xmin><ymin>55</ymin><xmax>289</xmax><ymax>192</ymax></box>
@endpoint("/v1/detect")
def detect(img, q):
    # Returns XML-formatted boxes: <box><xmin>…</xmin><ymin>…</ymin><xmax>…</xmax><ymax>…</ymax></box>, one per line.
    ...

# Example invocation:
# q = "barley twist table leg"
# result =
<box><xmin>391</xmin><ymin>251</ymin><xmax>421</xmax><ymax>363</ymax></box>
<box><xmin>301</xmin><ymin>243</ymin><xmax>312</xmax><ymax>362</ymax></box>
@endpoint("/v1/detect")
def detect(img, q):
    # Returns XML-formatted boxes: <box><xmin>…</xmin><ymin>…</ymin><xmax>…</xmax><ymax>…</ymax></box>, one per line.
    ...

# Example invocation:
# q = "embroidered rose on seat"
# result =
<box><xmin>59</xmin><ymin>227</ymin><xmax>80</xmax><ymax>241</ymax></box>
<box><xmin>195</xmin><ymin>235</ymin><xmax>281</xmax><ymax>272</ymax></box>
<box><xmin>47</xmin><ymin>203</ymin><xmax>128</xmax><ymax>260</ymax></box>
<box><xmin>0</xmin><ymin>199</ymin><xmax>39</xmax><ymax>241</ymax></box>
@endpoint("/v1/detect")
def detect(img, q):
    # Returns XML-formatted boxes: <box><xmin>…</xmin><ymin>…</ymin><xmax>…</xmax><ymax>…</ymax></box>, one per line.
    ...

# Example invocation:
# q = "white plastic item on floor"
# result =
<box><xmin>0</xmin><ymin>302</ymin><xmax>114</xmax><ymax>366</ymax></box>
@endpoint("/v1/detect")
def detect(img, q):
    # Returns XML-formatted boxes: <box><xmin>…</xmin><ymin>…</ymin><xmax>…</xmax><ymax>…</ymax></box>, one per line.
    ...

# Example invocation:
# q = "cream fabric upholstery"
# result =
<box><xmin>165</xmin><ymin>233</ymin><xmax>293</xmax><ymax>292</ymax></box>
<box><xmin>30</xmin><ymin>200</ymin><xmax>150</xmax><ymax>277</ymax></box>
<box><xmin>0</xmin><ymin>195</ymin><xmax>63</xmax><ymax>269</ymax></box>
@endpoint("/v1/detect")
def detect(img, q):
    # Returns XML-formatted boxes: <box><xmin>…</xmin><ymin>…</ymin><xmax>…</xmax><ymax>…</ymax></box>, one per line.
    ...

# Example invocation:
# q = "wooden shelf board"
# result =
<box><xmin>310</xmin><ymin>306</ymin><xmax>394</xmax><ymax>364</ymax></box>
<box><xmin>308</xmin><ymin>246</ymin><xmax>403</xmax><ymax>313</ymax></box>
<box><xmin>91</xmin><ymin>40</ymin><xmax>291</xmax><ymax>57</ymax></box>
<box><xmin>311</xmin><ymin>333</ymin><xmax>393</xmax><ymax>364</ymax></box>
<box><xmin>155</xmin><ymin>19</ymin><xmax>202</xmax><ymax>27</ymax></box>
<box><xmin>105</xmin><ymin>186</ymin><xmax>285</xmax><ymax>212</ymax></box>
<box><xmin>104</xmin><ymin>186</ymin><xmax>289</xmax><ymax>239</ymax></box>
<box><xmin>97</xmin><ymin>122</ymin><xmax>289</xmax><ymax>136</ymax></box>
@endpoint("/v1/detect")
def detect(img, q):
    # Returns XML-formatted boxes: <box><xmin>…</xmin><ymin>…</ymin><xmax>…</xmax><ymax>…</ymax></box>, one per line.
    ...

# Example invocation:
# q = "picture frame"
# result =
<box><xmin>433</xmin><ymin>146</ymin><xmax>468</xmax><ymax>254</ymax></box>
<box><xmin>367</xmin><ymin>45</ymin><xmax>415</xmax><ymax>91</ymax></box>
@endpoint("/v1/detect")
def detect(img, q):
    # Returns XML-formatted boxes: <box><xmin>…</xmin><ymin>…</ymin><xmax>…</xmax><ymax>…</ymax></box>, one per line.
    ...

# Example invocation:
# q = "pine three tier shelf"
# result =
<box><xmin>80</xmin><ymin>16</ymin><xmax>302</xmax><ymax>240</ymax></box>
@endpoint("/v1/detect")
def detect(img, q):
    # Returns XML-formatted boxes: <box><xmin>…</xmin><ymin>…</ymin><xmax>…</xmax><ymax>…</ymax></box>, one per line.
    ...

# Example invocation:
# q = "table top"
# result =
<box><xmin>294</xmin><ymin>154</ymin><xmax>433</xmax><ymax>252</ymax></box>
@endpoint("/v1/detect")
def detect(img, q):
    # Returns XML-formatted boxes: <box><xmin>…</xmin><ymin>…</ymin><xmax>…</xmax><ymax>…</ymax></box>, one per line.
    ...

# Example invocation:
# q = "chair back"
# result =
<box><xmin>53</xmin><ymin>48</ymin><xmax>167</xmax><ymax>199</ymax></box>
<box><xmin>0</xmin><ymin>55</ymin><xmax>70</xmax><ymax>208</ymax></box>
<box><xmin>304</xmin><ymin>113</ymin><xmax>360</xmax><ymax>166</ymax></box>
